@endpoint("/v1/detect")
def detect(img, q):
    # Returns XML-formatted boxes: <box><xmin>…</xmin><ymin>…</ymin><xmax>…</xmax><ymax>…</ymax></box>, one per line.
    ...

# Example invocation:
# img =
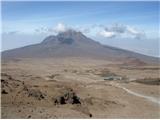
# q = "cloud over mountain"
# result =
<box><xmin>34</xmin><ymin>23</ymin><xmax>145</xmax><ymax>40</ymax></box>
<box><xmin>54</xmin><ymin>23</ymin><xmax>68</xmax><ymax>33</ymax></box>
<box><xmin>34</xmin><ymin>23</ymin><xmax>67</xmax><ymax>34</ymax></box>
<box><xmin>98</xmin><ymin>23</ymin><xmax>145</xmax><ymax>39</ymax></box>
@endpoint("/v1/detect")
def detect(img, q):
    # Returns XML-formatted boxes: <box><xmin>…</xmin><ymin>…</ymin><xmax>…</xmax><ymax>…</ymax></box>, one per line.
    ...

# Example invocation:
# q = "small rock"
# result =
<box><xmin>89</xmin><ymin>114</ymin><xmax>92</xmax><ymax>118</ymax></box>
<box><xmin>2</xmin><ymin>89</ymin><xmax>8</xmax><ymax>94</ymax></box>
<box><xmin>27</xmin><ymin>115</ymin><xmax>31</xmax><ymax>118</ymax></box>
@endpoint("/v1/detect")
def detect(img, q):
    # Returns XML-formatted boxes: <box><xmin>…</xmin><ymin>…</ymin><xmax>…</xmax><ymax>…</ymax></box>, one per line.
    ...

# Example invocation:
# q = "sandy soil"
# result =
<box><xmin>1</xmin><ymin>58</ymin><xmax>160</xmax><ymax>118</ymax></box>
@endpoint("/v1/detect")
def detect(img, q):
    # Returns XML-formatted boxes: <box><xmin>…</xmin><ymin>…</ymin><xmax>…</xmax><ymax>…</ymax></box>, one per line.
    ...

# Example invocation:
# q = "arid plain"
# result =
<box><xmin>1</xmin><ymin>57</ymin><xmax>160</xmax><ymax>118</ymax></box>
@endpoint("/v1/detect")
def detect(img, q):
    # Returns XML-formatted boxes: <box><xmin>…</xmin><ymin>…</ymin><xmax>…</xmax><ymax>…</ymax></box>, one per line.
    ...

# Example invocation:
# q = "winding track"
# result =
<box><xmin>111</xmin><ymin>82</ymin><xmax>160</xmax><ymax>105</ymax></box>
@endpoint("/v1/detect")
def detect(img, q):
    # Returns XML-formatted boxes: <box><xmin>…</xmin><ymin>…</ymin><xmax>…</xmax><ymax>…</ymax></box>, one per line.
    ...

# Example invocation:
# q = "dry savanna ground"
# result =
<box><xmin>1</xmin><ymin>58</ymin><xmax>160</xmax><ymax>118</ymax></box>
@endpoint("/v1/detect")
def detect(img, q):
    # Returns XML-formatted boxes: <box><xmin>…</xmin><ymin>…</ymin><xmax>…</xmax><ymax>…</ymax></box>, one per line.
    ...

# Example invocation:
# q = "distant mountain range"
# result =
<box><xmin>2</xmin><ymin>30</ymin><xmax>158</xmax><ymax>64</ymax></box>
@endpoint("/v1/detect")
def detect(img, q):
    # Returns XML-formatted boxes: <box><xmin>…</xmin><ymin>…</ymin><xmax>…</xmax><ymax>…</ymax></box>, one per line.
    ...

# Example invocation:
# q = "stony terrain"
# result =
<box><xmin>1</xmin><ymin>58</ymin><xmax>160</xmax><ymax>118</ymax></box>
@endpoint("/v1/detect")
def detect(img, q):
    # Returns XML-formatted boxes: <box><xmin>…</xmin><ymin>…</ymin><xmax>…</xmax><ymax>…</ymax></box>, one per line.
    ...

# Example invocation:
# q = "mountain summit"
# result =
<box><xmin>2</xmin><ymin>30</ymin><xmax>158</xmax><ymax>64</ymax></box>
<box><xmin>42</xmin><ymin>30</ymin><xmax>99</xmax><ymax>46</ymax></box>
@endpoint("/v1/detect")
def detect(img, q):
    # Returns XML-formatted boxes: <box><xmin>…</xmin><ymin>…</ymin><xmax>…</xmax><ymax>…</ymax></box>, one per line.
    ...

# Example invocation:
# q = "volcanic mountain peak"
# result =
<box><xmin>57</xmin><ymin>29</ymin><xmax>84</xmax><ymax>38</ymax></box>
<box><xmin>42</xmin><ymin>29</ymin><xmax>94</xmax><ymax>45</ymax></box>
<box><xmin>2</xmin><ymin>29</ymin><xmax>158</xmax><ymax>65</ymax></box>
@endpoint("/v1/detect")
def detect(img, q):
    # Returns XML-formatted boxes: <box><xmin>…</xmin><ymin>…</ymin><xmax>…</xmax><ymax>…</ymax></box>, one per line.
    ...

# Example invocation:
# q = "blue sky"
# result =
<box><xmin>1</xmin><ymin>1</ymin><xmax>160</xmax><ymax>57</ymax></box>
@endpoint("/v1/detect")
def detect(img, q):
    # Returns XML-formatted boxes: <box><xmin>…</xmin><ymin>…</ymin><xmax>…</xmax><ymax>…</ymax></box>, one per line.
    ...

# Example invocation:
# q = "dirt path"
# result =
<box><xmin>111</xmin><ymin>82</ymin><xmax>160</xmax><ymax>105</ymax></box>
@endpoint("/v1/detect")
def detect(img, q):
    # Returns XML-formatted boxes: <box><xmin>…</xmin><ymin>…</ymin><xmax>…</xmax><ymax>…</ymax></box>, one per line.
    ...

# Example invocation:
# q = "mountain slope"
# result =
<box><xmin>2</xmin><ymin>30</ymin><xmax>158</xmax><ymax>64</ymax></box>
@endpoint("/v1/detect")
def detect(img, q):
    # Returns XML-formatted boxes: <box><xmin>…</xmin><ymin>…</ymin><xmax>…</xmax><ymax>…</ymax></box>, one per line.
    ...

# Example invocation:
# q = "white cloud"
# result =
<box><xmin>110</xmin><ymin>23</ymin><xmax>126</xmax><ymax>33</ymax></box>
<box><xmin>127</xmin><ymin>26</ymin><xmax>138</xmax><ymax>34</ymax></box>
<box><xmin>126</xmin><ymin>26</ymin><xmax>145</xmax><ymax>39</ymax></box>
<box><xmin>99</xmin><ymin>30</ymin><xmax>115</xmax><ymax>38</ymax></box>
<box><xmin>54</xmin><ymin>23</ymin><xmax>67</xmax><ymax>33</ymax></box>
<box><xmin>33</xmin><ymin>23</ymin><xmax>145</xmax><ymax>40</ymax></box>
<box><xmin>98</xmin><ymin>23</ymin><xmax>145</xmax><ymax>39</ymax></box>
<box><xmin>34</xmin><ymin>23</ymin><xmax>69</xmax><ymax>34</ymax></box>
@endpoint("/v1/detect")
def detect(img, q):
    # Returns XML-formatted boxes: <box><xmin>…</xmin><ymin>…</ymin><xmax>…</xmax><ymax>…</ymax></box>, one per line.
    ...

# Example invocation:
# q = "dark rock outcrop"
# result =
<box><xmin>54</xmin><ymin>89</ymin><xmax>81</xmax><ymax>105</ymax></box>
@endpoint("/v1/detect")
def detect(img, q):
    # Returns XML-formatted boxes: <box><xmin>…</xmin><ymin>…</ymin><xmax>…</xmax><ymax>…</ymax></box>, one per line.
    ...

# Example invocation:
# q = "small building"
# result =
<box><xmin>104</xmin><ymin>76</ymin><xmax>122</xmax><ymax>81</ymax></box>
